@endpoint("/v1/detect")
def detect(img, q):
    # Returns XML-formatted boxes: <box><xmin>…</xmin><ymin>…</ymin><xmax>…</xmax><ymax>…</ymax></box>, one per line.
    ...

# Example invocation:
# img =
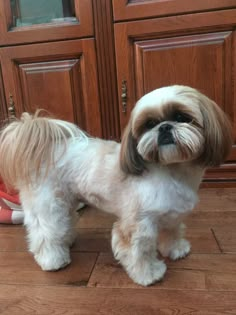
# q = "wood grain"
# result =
<box><xmin>0</xmin><ymin>187</ymin><xmax>235</xmax><ymax>314</ymax></box>
<box><xmin>1</xmin><ymin>285</ymin><xmax>235</xmax><ymax>315</ymax></box>
<box><xmin>88</xmin><ymin>253</ymin><xmax>207</xmax><ymax>290</ymax></box>
<box><xmin>0</xmin><ymin>226</ymin><xmax>111</xmax><ymax>253</ymax></box>
<box><xmin>0</xmin><ymin>64</ymin><xmax>7</xmax><ymax>125</ymax></box>
<box><xmin>88</xmin><ymin>253</ymin><xmax>236</xmax><ymax>291</ymax></box>
<box><xmin>0</xmin><ymin>1</ymin><xmax>94</xmax><ymax>45</ymax></box>
<box><xmin>0</xmin><ymin>39</ymin><xmax>102</xmax><ymax>137</ymax></box>
<box><xmin>112</xmin><ymin>0</ymin><xmax>236</xmax><ymax>21</ymax></box>
<box><xmin>114</xmin><ymin>9</ymin><xmax>236</xmax><ymax>182</ymax></box>
<box><xmin>197</xmin><ymin>188</ymin><xmax>236</xmax><ymax>211</ymax></box>
<box><xmin>93</xmin><ymin>0</ymin><xmax>120</xmax><ymax>141</ymax></box>
<box><xmin>212</xmin><ymin>227</ymin><xmax>236</xmax><ymax>253</ymax></box>
<box><xmin>78</xmin><ymin>207</ymin><xmax>116</xmax><ymax>229</ymax></box>
<box><xmin>0</xmin><ymin>252</ymin><xmax>98</xmax><ymax>286</ymax></box>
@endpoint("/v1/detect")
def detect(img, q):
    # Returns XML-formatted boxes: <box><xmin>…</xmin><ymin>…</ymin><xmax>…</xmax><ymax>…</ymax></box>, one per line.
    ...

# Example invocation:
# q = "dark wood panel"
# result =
<box><xmin>0</xmin><ymin>1</ymin><xmax>93</xmax><ymax>45</ymax></box>
<box><xmin>18</xmin><ymin>59</ymin><xmax>84</xmax><ymax>124</ymax></box>
<box><xmin>115</xmin><ymin>10</ymin><xmax>236</xmax><ymax>130</ymax></box>
<box><xmin>134</xmin><ymin>31</ymin><xmax>236</xmax><ymax>161</ymax></box>
<box><xmin>113</xmin><ymin>0</ymin><xmax>236</xmax><ymax>21</ymax></box>
<box><xmin>0</xmin><ymin>64</ymin><xmax>7</xmax><ymax>125</ymax></box>
<box><xmin>93</xmin><ymin>0</ymin><xmax>120</xmax><ymax>140</ymax></box>
<box><xmin>114</xmin><ymin>10</ymin><xmax>236</xmax><ymax>181</ymax></box>
<box><xmin>0</xmin><ymin>39</ymin><xmax>102</xmax><ymax>137</ymax></box>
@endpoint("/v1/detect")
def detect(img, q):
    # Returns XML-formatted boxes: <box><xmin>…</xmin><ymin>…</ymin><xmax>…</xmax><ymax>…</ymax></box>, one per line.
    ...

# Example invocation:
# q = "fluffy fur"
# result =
<box><xmin>0</xmin><ymin>86</ymin><xmax>232</xmax><ymax>286</ymax></box>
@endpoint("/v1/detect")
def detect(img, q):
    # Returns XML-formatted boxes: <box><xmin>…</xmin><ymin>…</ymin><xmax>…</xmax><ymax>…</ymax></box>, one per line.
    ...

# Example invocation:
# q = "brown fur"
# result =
<box><xmin>0</xmin><ymin>111</ymin><xmax>81</xmax><ymax>189</ymax></box>
<box><xmin>197</xmin><ymin>95</ymin><xmax>233</xmax><ymax>167</ymax></box>
<box><xmin>133</xmin><ymin>103</ymin><xmax>198</xmax><ymax>139</ymax></box>
<box><xmin>120</xmin><ymin>121</ymin><xmax>146</xmax><ymax>175</ymax></box>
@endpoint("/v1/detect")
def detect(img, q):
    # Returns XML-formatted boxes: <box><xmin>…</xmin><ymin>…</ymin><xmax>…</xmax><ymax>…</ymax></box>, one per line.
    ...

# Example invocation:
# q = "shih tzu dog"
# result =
<box><xmin>0</xmin><ymin>85</ymin><xmax>232</xmax><ymax>286</ymax></box>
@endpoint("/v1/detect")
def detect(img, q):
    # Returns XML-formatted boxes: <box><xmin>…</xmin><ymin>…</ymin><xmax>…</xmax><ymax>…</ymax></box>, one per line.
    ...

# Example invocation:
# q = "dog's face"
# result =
<box><xmin>120</xmin><ymin>85</ymin><xmax>233</xmax><ymax>174</ymax></box>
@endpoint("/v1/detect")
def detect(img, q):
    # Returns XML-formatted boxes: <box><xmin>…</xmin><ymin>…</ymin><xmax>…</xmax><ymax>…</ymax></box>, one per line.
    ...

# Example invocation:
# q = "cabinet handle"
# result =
<box><xmin>121</xmin><ymin>80</ymin><xmax>127</xmax><ymax>113</ymax></box>
<box><xmin>8</xmin><ymin>93</ymin><xmax>16</xmax><ymax>119</ymax></box>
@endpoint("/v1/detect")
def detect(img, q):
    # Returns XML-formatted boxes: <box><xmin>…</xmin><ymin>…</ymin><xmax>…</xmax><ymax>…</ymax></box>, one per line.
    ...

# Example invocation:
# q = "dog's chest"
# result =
<box><xmin>139</xmin><ymin>167</ymin><xmax>199</xmax><ymax>215</ymax></box>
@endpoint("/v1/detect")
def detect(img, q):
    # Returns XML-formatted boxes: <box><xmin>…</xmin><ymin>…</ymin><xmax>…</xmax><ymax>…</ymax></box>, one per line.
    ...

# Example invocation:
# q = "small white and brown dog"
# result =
<box><xmin>0</xmin><ymin>85</ymin><xmax>232</xmax><ymax>286</ymax></box>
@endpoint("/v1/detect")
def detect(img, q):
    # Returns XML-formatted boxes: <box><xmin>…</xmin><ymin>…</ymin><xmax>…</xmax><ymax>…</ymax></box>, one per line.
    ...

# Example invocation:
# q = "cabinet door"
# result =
<box><xmin>0</xmin><ymin>39</ymin><xmax>102</xmax><ymax>137</ymax></box>
<box><xmin>114</xmin><ymin>10</ymin><xmax>236</xmax><ymax>181</ymax></box>
<box><xmin>0</xmin><ymin>1</ymin><xmax>93</xmax><ymax>45</ymax></box>
<box><xmin>0</xmin><ymin>65</ymin><xmax>7</xmax><ymax>123</ymax></box>
<box><xmin>113</xmin><ymin>0</ymin><xmax>236</xmax><ymax>21</ymax></box>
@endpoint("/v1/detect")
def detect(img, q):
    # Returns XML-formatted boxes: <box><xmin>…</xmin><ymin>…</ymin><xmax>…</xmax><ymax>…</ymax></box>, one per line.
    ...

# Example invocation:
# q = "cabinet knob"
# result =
<box><xmin>8</xmin><ymin>93</ymin><xmax>16</xmax><ymax>119</ymax></box>
<box><xmin>121</xmin><ymin>80</ymin><xmax>127</xmax><ymax>113</ymax></box>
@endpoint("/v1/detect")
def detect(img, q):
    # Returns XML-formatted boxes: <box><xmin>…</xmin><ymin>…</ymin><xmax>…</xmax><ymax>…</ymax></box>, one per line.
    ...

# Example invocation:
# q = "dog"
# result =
<box><xmin>0</xmin><ymin>85</ymin><xmax>232</xmax><ymax>286</ymax></box>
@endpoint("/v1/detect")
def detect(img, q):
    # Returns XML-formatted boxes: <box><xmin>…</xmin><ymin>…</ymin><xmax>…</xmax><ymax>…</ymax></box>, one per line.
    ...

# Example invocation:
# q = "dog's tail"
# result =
<box><xmin>0</xmin><ymin>111</ymin><xmax>86</xmax><ymax>189</ymax></box>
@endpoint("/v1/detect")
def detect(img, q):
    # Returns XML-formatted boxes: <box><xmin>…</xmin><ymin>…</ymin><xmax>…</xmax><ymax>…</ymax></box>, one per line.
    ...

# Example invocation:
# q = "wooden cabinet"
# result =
<box><xmin>0</xmin><ymin>0</ymin><xmax>102</xmax><ymax>137</ymax></box>
<box><xmin>0</xmin><ymin>1</ymin><xmax>93</xmax><ymax>45</ymax></box>
<box><xmin>114</xmin><ymin>8</ymin><xmax>236</xmax><ymax>181</ymax></box>
<box><xmin>112</xmin><ymin>0</ymin><xmax>236</xmax><ymax>21</ymax></box>
<box><xmin>1</xmin><ymin>0</ymin><xmax>236</xmax><ymax>183</ymax></box>
<box><xmin>0</xmin><ymin>39</ymin><xmax>102</xmax><ymax>136</ymax></box>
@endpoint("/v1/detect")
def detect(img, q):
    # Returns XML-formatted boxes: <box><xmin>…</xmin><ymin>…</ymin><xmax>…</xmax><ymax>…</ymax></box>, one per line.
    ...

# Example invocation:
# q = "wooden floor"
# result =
<box><xmin>0</xmin><ymin>188</ymin><xmax>236</xmax><ymax>314</ymax></box>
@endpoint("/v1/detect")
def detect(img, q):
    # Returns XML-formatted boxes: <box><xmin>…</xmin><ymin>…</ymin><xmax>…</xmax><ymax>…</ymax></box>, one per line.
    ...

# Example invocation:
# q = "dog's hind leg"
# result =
<box><xmin>20</xmin><ymin>185</ymin><xmax>76</xmax><ymax>271</ymax></box>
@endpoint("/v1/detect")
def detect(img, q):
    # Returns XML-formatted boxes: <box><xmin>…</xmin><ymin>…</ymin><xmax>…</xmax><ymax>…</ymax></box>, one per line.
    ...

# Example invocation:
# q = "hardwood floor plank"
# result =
<box><xmin>88</xmin><ymin>253</ymin><xmax>206</xmax><ymax>290</ymax></box>
<box><xmin>196</xmin><ymin>188</ymin><xmax>236</xmax><ymax>211</ymax></box>
<box><xmin>212</xmin><ymin>227</ymin><xmax>236</xmax><ymax>253</ymax></box>
<box><xmin>78</xmin><ymin>207</ymin><xmax>116</xmax><ymax>229</ymax></box>
<box><xmin>185</xmin><ymin>227</ymin><xmax>220</xmax><ymax>253</ymax></box>
<box><xmin>0</xmin><ymin>227</ymin><xmax>111</xmax><ymax>253</ymax></box>
<box><xmin>88</xmin><ymin>253</ymin><xmax>236</xmax><ymax>291</ymax></box>
<box><xmin>0</xmin><ymin>226</ymin><xmax>27</xmax><ymax>251</ymax></box>
<box><xmin>206</xmin><ymin>272</ymin><xmax>236</xmax><ymax>291</ymax></box>
<box><xmin>167</xmin><ymin>253</ymin><xmax>236</xmax><ymax>273</ymax></box>
<box><xmin>0</xmin><ymin>285</ymin><xmax>236</xmax><ymax>315</ymax></box>
<box><xmin>0</xmin><ymin>252</ymin><xmax>98</xmax><ymax>286</ymax></box>
<box><xmin>73</xmin><ymin>228</ymin><xmax>111</xmax><ymax>252</ymax></box>
<box><xmin>185</xmin><ymin>211</ymin><xmax>236</xmax><ymax>228</ymax></box>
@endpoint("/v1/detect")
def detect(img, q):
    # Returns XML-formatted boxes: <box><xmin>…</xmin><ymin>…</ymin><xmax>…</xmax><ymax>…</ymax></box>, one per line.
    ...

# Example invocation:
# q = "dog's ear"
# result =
<box><xmin>197</xmin><ymin>96</ymin><xmax>233</xmax><ymax>167</ymax></box>
<box><xmin>120</xmin><ymin>121</ymin><xmax>146</xmax><ymax>175</ymax></box>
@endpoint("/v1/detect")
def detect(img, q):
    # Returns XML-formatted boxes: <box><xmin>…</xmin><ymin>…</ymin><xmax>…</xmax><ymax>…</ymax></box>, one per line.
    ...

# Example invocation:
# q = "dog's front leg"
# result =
<box><xmin>158</xmin><ymin>222</ymin><xmax>191</xmax><ymax>260</ymax></box>
<box><xmin>21</xmin><ymin>187</ymin><xmax>75</xmax><ymax>271</ymax></box>
<box><xmin>112</xmin><ymin>216</ymin><xmax>166</xmax><ymax>286</ymax></box>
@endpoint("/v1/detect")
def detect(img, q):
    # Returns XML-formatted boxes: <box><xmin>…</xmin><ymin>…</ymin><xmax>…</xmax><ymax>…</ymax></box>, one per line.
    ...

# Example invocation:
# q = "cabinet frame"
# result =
<box><xmin>114</xmin><ymin>9</ymin><xmax>236</xmax><ymax>181</ymax></box>
<box><xmin>112</xmin><ymin>0</ymin><xmax>236</xmax><ymax>21</ymax></box>
<box><xmin>0</xmin><ymin>1</ymin><xmax>94</xmax><ymax>45</ymax></box>
<box><xmin>0</xmin><ymin>38</ymin><xmax>102</xmax><ymax>137</ymax></box>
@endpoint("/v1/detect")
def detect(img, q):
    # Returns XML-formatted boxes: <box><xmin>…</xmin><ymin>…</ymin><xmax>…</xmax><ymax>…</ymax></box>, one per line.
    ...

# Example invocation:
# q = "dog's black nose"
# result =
<box><xmin>158</xmin><ymin>123</ymin><xmax>175</xmax><ymax>145</ymax></box>
<box><xmin>159</xmin><ymin>123</ymin><xmax>173</xmax><ymax>133</ymax></box>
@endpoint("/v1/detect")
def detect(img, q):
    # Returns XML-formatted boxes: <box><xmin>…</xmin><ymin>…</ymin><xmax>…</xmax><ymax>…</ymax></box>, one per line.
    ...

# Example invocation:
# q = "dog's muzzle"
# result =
<box><xmin>158</xmin><ymin>123</ymin><xmax>175</xmax><ymax>145</ymax></box>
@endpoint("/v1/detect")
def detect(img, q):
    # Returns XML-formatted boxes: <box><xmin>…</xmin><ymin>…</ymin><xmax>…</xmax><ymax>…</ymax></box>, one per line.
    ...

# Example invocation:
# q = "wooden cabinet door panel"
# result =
<box><xmin>114</xmin><ymin>10</ymin><xmax>236</xmax><ymax>180</ymax></box>
<box><xmin>0</xmin><ymin>1</ymin><xmax>93</xmax><ymax>45</ymax></box>
<box><xmin>134</xmin><ymin>32</ymin><xmax>236</xmax><ymax>161</ymax></box>
<box><xmin>0</xmin><ymin>65</ymin><xmax>7</xmax><ymax>123</ymax></box>
<box><xmin>113</xmin><ymin>0</ymin><xmax>236</xmax><ymax>21</ymax></box>
<box><xmin>0</xmin><ymin>39</ymin><xmax>102</xmax><ymax>137</ymax></box>
<box><xmin>18</xmin><ymin>60</ymin><xmax>83</xmax><ymax>123</ymax></box>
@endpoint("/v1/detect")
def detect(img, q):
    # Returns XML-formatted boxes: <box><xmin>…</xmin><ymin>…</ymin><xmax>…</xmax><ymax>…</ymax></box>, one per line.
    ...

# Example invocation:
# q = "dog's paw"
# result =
<box><xmin>34</xmin><ymin>245</ymin><xmax>71</xmax><ymax>271</ymax></box>
<box><xmin>169</xmin><ymin>239</ymin><xmax>191</xmax><ymax>261</ymax></box>
<box><xmin>128</xmin><ymin>260</ymin><xmax>167</xmax><ymax>286</ymax></box>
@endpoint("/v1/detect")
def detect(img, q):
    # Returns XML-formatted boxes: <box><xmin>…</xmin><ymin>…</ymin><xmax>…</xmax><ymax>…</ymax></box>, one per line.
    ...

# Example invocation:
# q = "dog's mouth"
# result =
<box><xmin>158</xmin><ymin>132</ymin><xmax>175</xmax><ymax>146</ymax></box>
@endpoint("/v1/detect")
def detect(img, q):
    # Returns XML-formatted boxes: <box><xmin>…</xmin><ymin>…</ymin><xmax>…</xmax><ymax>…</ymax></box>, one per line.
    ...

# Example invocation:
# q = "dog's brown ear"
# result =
<box><xmin>198</xmin><ymin>96</ymin><xmax>233</xmax><ymax>167</ymax></box>
<box><xmin>120</xmin><ymin>121</ymin><xmax>146</xmax><ymax>175</ymax></box>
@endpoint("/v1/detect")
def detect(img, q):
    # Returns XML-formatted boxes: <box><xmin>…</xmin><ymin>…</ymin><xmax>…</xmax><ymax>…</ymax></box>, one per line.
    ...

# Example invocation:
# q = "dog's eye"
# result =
<box><xmin>173</xmin><ymin>112</ymin><xmax>192</xmax><ymax>123</ymax></box>
<box><xmin>145</xmin><ymin>119</ymin><xmax>159</xmax><ymax>129</ymax></box>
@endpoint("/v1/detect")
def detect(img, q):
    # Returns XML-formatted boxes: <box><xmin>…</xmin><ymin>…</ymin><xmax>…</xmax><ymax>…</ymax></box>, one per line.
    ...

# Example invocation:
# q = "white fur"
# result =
<box><xmin>1</xmin><ymin>85</ymin><xmax>231</xmax><ymax>286</ymax></box>
<box><xmin>18</xmin><ymin>137</ymin><xmax>203</xmax><ymax>284</ymax></box>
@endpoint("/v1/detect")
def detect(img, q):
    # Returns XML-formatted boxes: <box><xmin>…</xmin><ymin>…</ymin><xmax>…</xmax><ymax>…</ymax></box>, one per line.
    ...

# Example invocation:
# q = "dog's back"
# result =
<box><xmin>0</xmin><ymin>111</ymin><xmax>86</xmax><ymax>190</ymax></box>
